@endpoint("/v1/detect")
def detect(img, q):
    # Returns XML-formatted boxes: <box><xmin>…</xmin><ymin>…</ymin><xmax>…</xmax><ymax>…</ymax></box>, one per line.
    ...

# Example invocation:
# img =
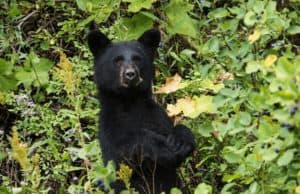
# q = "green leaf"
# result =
<box><xmin>198</xmin><ymin>122</ymin><xmax>213</xmax><ymax>137</ymax></box>
<box><xmin>202</xmin><ymin>37</ymin><xmax>220</xmax><ymax>54</ymax></box>
<box><xmin>0</xmin><ymin>76</ymin><xmax>17</xmax><ymax>92</ymax></box>
<box><xmin>0</xmin><ymin>151</ymin><xmax>7</xmax><ymax>161</ymax></box>
<box><xmin>246</xmin><ymin>61</ymin><xmax>261</xmax><ymax>74</ymax></box>
<box><xmin>228</xmin><ymin>6</ymin><xmax>246</xmax><ymax>19</ymax></box>
<box><xmin>76</xmin><ymin>0</ymin><xmax>119</xmax><ymax>22</ymax></box>
<box><xmin>0</xmin><ymin>59</ymin><xmax>13</xmax><ymax>75</ymax></box>
<box><xmin>277</xmin><ymin>149</ymin><xmax>296</xmax><ymax>166</ymax></box>
<box><xmin>15</xmin><ymin>53</ymin><xmax>53</xmax><ymax>88</ymax></box>
<box><xmin>15</xmin><ymin>70</ymin><xmax>35</xmax><ymax>88</ymax></box>
<box><xmin>222</xmin><ymin>146</ymin><xmax>245</xmax><ymax>163</ymax></box>
<box><xmin>170</xmin><ymin>188</ymin><xmax>182</xmax><ymax>194</ymax></box>
<box><xmin>33</xmin><ymin>58</ymin><xmax>53</xmax><ymax>72</ymax></box>
<box><xmin>287</xmin><ymin>25</ymin><xmax>300</xmax><ymax>35</ymax></box>
<box><xmin>208</xmin><ymin>8</ymin><xmax>230</xmax><ymax>19</ymax></box>
<box><xmin>257</xmin><ymin>118</ymin><xmax>279</xmax><ymax>140</ymax></box>
<box><xmin>275</xmin><ymin>57</ymin><xmax>295</xmax><ymax>80</ymax></box>
<box><xmin>261</xmin><ymin>148</ymin><xmax>278</xmax><ymax>162</ymax></box>
<box><xmin>244</xmin><ymin>11</ymin><xmax>256</xmax><ymax>26</ymax></box>
<box><xmin>239</xmin><ymin>112</ymin><xmax>251</xmax><ymax>126</ymax></box>
<box><xmin>113</xmin><ymin>13</ymin><xmax>153</xmax><ymax>40</ymax></box>
<box><xmin>164</xmin><ymin>0</ymin><xmax>198</xmax><ymax>38</ymax></box>
<box><xmin>123</xmin><ymin>0</ymin><xmax>156</xmax><ymax>13</ymax></box>
<box><xmin>194</xmin><ymin>183</ymin><xmax>212</xmax><ymax>194</ymax></box>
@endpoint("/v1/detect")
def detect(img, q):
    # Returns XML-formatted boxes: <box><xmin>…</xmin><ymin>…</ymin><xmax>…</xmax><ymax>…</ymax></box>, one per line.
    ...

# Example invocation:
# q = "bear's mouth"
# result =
<box><xmin>121</xmin><ymin>76</ymin><xmax>143</xmax><ymax>88</ymax></box>
<box><xmin>120</xmin><ymin>65</ymin><xmax>143</xmax><ymax>88</ymax></box>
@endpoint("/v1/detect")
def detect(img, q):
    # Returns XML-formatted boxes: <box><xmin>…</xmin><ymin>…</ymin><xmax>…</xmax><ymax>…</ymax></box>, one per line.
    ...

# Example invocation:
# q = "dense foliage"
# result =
<box><xmin>0</xmin><ymin>0</ymin><xmax>299</xmax><ymax>193</ymax></box>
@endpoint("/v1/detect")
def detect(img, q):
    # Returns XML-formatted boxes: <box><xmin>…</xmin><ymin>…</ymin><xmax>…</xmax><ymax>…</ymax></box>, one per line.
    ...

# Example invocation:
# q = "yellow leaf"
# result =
<box><xmin>10</xmin><ymin>127</ymin><xmax>31</xmax><ymax>171</ymax></box>
<box><xmin>53</xmin><ymin>51</ymin><xmax>75</xmax><ymax>95</ymax></box>
<box><xmin>223</xmin><ymin>72</ymin><xmax>234</xmax><ymax>80</ymax></box>
<box><xmin>166</xmin><ymin>96</ymin><xmax>216</xmax><ymax>118</ymax></box>
<box><xmin>295</xmin><ymin>186</ymin><xmax>300</xmax><ymax>194</ymax></box>
<box><xmin>167</xmin><ymin>103</ymin><xmax>182</xmax><ymax>116</ymax></box>
<box><xmin>248</xmin><ymin>29</ymin><xmax>261</xmax><ymax>44</ymax></box>
<box><xmin>194</xmin><ymin>95</ymin><xmax>216</xmax><ymax>114</ymax></box>
<box><xmin>264</xmin><ymin>54</ymin><xmax>277</xmax><ymax>67</ymax></box>
<box><xmin>117</xmin><ymin>163</ymin><xmax>133</xmax><ymax>189</ymax></box>
<box><xmin>177</xmin><ymin>97</ymin><xmax>197</xmax><ymax>118</ymax></box>
<box><xmin>201</xmin><ymin>79</ymin><xmax>224</xmax><ymax>93</ymax></box>
<box><xmin>216</xmin><ymin>72</ymin><xmax>234</xmax><ymax>82</ymax></box>
<box><xmin>155</xmin><ymin>74</ymin><xmax>184</xmax><ymax>94</ymax></box>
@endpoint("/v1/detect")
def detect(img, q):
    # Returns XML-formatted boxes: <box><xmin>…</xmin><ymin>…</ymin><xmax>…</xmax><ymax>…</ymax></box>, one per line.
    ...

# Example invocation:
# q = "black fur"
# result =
<box><xmin>88</xmin><ymin>26</ymin><xmax>195</xmax><ymax>194</ymax></box>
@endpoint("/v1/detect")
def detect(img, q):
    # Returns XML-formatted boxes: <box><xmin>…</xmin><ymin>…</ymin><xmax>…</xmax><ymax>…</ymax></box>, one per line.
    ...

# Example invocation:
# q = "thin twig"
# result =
<box><xmin>17</xmin><ymin>11</ymin><xmax>38</xmax><ymax>30</ymax></box>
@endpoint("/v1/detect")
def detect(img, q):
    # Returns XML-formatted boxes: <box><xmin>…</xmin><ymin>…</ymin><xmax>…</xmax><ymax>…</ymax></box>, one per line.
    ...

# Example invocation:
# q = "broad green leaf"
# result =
<box><xmin>220</xmin><ymin>88</ymin><xmax>240</xmax><ymax>98</ymax></box>
<box><xmin>208</xmin><ymin>8</ymin><xmax>230</xmax><ymax>19</ymax></box>
<box><xmin>221</xmin><ymin>183</ymin><xmax>236</xmax><ymax>194</ymax></box>
<box><xmin>194</xmin><ymin>183</ymin><xmax>212</xmax><ymax>194</ymax></box>
<box><xmin>202</xmin><ymin>37</ymin><xmax>220</xmax><ymax>54</ymax></box>
<box><xmin>257</xmin><ymin>118</ymin><xmax>279</xmax><ymax>140</ymax></box>
<box><xmin>261</xmin><ymin>148</ymin><xmax>278</xmax><ymax>162</ymax></box>
<box><xmin>222</xmin><ymin>146</ymin><xmax>245</xmax><ymax>163</ymax></box>
<box><xmin>76</xmin><ymin>0</ymin><xmax>119</xmax><ymax>22</ymax></box>
<box><xmin>164</xmin><ymin>0</ymin><xmax>197</xmax><ymax>38</ymax></box>
<box><xmin>170</xmin><ymin>188</ymin><xmax>182</xmax><ymax>194</ymax></box>
<box><xmin>32</xmin><ymin>58</ymin><xmax>53</xmax><ymax>72</ymax></box>
<box><xmin>251</xmin><ymin>1</ymin><xmax>265</xmax><ymax>14</ymax></box>
<box><xmin>0</xmin><ymin>76</ymin><xmax>17</xmax><ymax>92</ymax></box>
<box><xmin>0</xmin><ymin>59</ymin><xmax>13</xmax><ymax>74</ymax></box>
<box><xmin>287</xmin><ymin>25</ymin><xmax>300</xmax><ymax>35</ymax></box>
<box><xmin>113</xmin><ymin>13</ymin><xmax>153</xmax><ymax>40</ymax></box>
<box><xmin>246</xmin><ymin>61</ymin><xmax>261</xmax><ymax>74</ymax></box>
<box><xmin>239</xmin><ymin>112</ymin><xmax>251</xmax><ymax>126</ymax></box>
<box><xmin>244</xmin><ymin>11</ymin><xmax>256</xmax><ymax>26</ymax></box>
<box><xmin>275</xmin><ymin>57</ymin><xmax>294</xmax><ymax>80</ymax></box>
<box><xmin>124</xmin><ymin>0</ymin><xmax>156</xmax><ymax>13</ymax></box>
<box><xmin>198</xmin><ymin>122</ymin><xmax>213</xmax><ymax>137</ymax></box>
<box><xmin>0</xmin><ymin>151</ymin><xmax>7</xmax><ymax>161</ymax></box>
<box><xmin>277</xmin><ymin>149</ymin><xmax>296</xmax><ymax>166</ymax></box>
<box><xmin>15</xmin><ymin>56</ymin><xmax>53</xmax><ymax>87</ymax></box>
<box><xmin>228</xmin><ymin>6</ymin><xmax>246</xmax><ymax>19</ymax></box>
<box><xmin>15</xmin><ymin>70</ymin><xmax>35</xmax><ymax>88</ymax></box>
<box><xmin>247</xmin><ymin>182</ymin><xmax>260</xmax><ymax>194</ymax></box>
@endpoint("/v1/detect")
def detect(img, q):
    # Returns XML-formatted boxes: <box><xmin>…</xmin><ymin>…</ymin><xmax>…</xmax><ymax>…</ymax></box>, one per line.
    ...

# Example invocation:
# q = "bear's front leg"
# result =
<box><xmin>116</xmin><ymin>129</ymin><xmax>180</xmax><ymax>169</ymax></box>
<box><xmin>166</xmin><ymin>124</ymin><xmax>195</xmax><ymax>165</ymax></box>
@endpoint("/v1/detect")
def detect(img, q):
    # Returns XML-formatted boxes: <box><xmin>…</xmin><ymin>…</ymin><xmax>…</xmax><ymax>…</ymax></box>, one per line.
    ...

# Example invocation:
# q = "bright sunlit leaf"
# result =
<box><xmin>248</xmin><ymin>29</ymin><xmax>261</xmax><ymax>44</ymax></box>
<box><xmin>167</xmin><ymin>95</ymin><xmax>216</xmax><ymax>118</ymax></box>
<box><xmin>264</xmin><ymin>54</ymin><xmax>277</xmax><ymax>67</ymax></box>
<box><xmin>155</xmin><ymin>74</ymin><xmax>185</xmax><ymax>94</ymax></box>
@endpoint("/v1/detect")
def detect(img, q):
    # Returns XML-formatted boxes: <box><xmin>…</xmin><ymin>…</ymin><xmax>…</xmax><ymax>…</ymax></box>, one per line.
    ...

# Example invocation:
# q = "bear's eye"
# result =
<box><xmin>132</xmin><ymin>55</ymin><xmax>141</xmax><ymax>62</ymax></box>
<box><xmin>113</xmin><ymin>56</ymin><xmax>124</xmax><ymax>64</ymax></box>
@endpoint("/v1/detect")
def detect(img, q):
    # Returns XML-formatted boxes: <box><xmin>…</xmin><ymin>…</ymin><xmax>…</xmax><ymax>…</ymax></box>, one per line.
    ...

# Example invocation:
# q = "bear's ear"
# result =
<box><xmin>138</xmin><ymin>29</ymin><xmax>161</xmax><ymax>54</ymax></box>
<box><xmin>87</xmin><ymin>21</ymin><xmax>111</xmax><ymax>56</ymax></box>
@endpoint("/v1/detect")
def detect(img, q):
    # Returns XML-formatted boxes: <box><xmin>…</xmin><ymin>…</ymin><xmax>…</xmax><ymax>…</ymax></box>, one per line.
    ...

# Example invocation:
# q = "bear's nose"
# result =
<box><xmin>125</xmin><ymin>69</ymin><xmax>136</xmax><ymax>80</ymax></box>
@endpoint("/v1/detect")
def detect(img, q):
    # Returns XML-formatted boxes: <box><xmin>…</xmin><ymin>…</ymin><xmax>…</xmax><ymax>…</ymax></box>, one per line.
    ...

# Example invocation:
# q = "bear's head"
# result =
<box><xmin>88</xmin><ymin>25</ymin><xmax>160</xmax><ymax>96</ymax></box>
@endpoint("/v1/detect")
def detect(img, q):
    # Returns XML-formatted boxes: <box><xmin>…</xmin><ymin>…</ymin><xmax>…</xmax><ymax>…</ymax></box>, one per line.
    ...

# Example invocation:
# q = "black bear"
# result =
<box><xmin>88</xmin><ymin>24</ymin><xmax>195</xmax><ymax>194</ymax></box>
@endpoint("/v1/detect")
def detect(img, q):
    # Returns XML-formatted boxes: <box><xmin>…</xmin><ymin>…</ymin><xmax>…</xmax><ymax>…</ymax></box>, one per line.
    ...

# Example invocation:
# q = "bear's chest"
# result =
<box><xmin>101</xmin><ymin>102</ymin><xmax>173</xmax><ymax>135</ymax></box>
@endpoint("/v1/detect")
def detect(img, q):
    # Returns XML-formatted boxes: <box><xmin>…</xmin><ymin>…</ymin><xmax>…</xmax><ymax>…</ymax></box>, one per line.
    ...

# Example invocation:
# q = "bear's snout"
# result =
<box><xmin>120</xmin><ymin>64</ymin><xmax>143</xmax><ymax>88</ymax></box>
<box><xmin>124</xmin><ymin>67</ymin><xmax>136</xmax><ymax>80</ymax></box>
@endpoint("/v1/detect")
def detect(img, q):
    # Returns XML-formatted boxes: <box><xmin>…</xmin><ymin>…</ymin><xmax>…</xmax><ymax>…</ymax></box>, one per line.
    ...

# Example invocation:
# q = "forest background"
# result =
<box><xmin>0</xmin><ymin>0</ymin><xmax>299</xmax><ymax>193</ymax></box>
